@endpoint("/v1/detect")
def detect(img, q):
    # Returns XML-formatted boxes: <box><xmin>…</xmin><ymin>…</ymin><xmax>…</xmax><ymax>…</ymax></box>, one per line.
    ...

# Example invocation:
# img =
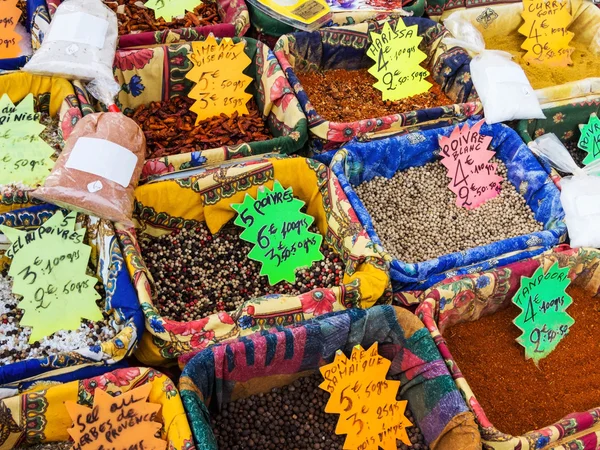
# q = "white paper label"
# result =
<box><xmin>575</xmin><ymin>194</ymin><xmax>600</xmax><ymax>217</ymax></box>
<box><xmin>486</xmin><ymin>65</ymin><xmax>530</xmax><ymax>85</ymax></box>
<box><xmin>46</xmin><ymin>12</ymin><xmax>108</xmax><ymax>48</ymax></box>
<box><xmin>66</xmin><ymin>137</ymin><xmax>137</xmax><ymax>188</ymax></box>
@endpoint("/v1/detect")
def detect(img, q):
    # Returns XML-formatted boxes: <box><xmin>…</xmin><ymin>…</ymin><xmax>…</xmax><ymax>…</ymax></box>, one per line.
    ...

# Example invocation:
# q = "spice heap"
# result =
<box><xmin>211</xmin><ymin>372</ymin><xmax>429</xmax><ymax>450</ymax></box>
<box><xmin>39</xmin><ymin>113</ymin><xmax>63</xmax><ymax>154</ymax></box>
<box><xmin>14</xmin><ymin>443</ymin><xmax>73</xmax><ymax>450</ymax></box>
<box><xmin>127</xmin><ymin>97</ymin><xmax>272</xmax><ymax>159</ymax></box>
<box><xmin>485</xmin><ymin>34</ymin><xmax>600</xmax><ymax>90</ymax></box>
<box><xmin>104</xmin><ymin>0</ymin><xmax>220</xmax><ymax>35</ymax></box>
<box><xmin>296</xmin><ymin>68</ymin><xmax>453</xmax><ymax>122</ymax></box>
<box><xmin>444</xmin><ymin>285</ymin><xmax>600</xmax><ymax>436</ymax></box>
<box><xmin>139</xmin><ymin>223</ymin><xmax>345</xmax><ymax>321</ymax></box>
<box><xmin>0</xmin><ymin>275</ymin><xmax>117</xmax><ymax>365</ymax></box>
<box><xmin>354</xmin><ymin>159</ymin><xmax>544</xmax><ymax>263</ymax></box>
<box><xmin>16</xmin><ymin>0</ymin><xmax>26</xmax><ymax>25</ymax></box>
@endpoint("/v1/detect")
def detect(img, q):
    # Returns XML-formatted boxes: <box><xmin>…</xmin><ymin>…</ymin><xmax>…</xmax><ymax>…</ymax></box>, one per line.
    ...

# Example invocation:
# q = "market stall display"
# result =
<box><xmin>0</xmin><ymin>72</ymin><xmax>83</xmax><ymax>214</ymax></box>
<box><xmin>327</xmin><ymin>120</ymin><xmax>566</xmax><ymax>294</ymax></box>
<box><xmin>0</xmin><ymin>367</ymin><xmax>193</xmax><ymax>450</ymax></box>
<box><xmin>112</xmin><ymin>38</ymin><xmax>307</xmax><ymax>181</ymax></box>
<box><xmin>0</xmin><ymin>204</ymin><xmax>143</xmax><ymax>389</ymax></box>
<box><xmin>416</xmin><ymin>245</ymin><xmax>600</xmax><ymax>449</ymax></box>
<box><xmin>179</xmin><ymin>305</ymin><xmax>481</xmax><ymax>450</ymax></box>
<box><xmin>118</xmin><ymin>156</ymin><xmax>390</xmax><ymax>366</ymax></box>
<box><xmin>46</xmin><ymin>0</ymin><xmax>249</xmax><ymax>47</ymax></box>
<box><xmin>0</xmin><ymin>0</ymin><xmax>50</xmax><ymax>72</ymax></box>
<box><xmin>275</xmin><ymin>17</ymin><xmax>481</xmax><ymax>152</ymax></box>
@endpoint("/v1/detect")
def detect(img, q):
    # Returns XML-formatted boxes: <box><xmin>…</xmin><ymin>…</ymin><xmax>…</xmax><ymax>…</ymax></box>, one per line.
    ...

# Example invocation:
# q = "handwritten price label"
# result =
<box><xmin>578</xmin><ymin>113</ymin><xmax>600</xmax><ymax>166</ymax></box>
<box><xmin>186</xmin><ymin>35</ymin><xmax>253</xmax><ymax>123</ymax></box>
<box><xmin>231</xmin><ymin>180</ymin><xmax>324</xmax><ymax>285</ymax></box>
<box><xmin>0</xmin><ymin>0</ymin><xmax>22</xmax><ymax>58</ymax></box>
<box><xmin>66</xmin><ymin>383</ymin><xmax>167</xmax><ymax>450</ymax></box>
<box><xmin>366</xmin><ymin>20</ymin><xmax>431</xmax><ymax>101</ymax></box>
<box><xmin>145</xmin><ymin>0</ymin><xmax>200</xmax><ymax>21</ymax></box>
<box><xmin>439</xmin><ymin>120</ymin><xmax>503</xmax><ymax>209</ymax></box>
<box><xmin>319</xmin><ymin>343</ymin><xmax>412</xmax><ymax>450</ymax></box>
<box><xmin>0</xmin><ymin>93</ymin><xmax>56</xmax><ymax>186</ymax></box>
<box><xmin>518</xmin><ymin>0</ymin><xmax>574</xmax><ymax>66</ymax></box>
<box><xmin>0</xmin><ymin>211</ymin><xmax>102</xmax><ymax>343</ymax></box>
<box><xmin>512</xmin><ymin>262</ymin><xmax>574</xmax><ymax>365</ymax></box>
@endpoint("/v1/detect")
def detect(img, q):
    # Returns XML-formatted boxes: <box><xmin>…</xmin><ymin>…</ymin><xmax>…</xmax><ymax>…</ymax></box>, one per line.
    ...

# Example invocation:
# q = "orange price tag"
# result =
<box><xmin>185</xmin><ymin>35</ymin><xmax>253</xmax><ymax>124</ymax></box>
<box><xmin>319</xmin><ymin>342</ymin><xmax>412</xmax><ymax>450</ymax></box>
<box><xmin>518</xmin><ymin>0</ymin><xmax>574</xmax><ymax>67</ymax></box>
<box><xmin>0</xmin><ymin>0</ymin><xmax>23</xmax><ymax>58</ymax></box>
<box><xmin>66</xmin><ymin>383</ymin><xmax>167</xmax><ymax>450</ymax></box>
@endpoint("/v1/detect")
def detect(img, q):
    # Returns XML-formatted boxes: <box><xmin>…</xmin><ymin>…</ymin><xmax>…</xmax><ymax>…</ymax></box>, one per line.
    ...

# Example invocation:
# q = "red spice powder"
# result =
<box><xmin>296</xmin><ymin>68</ymin><xmax>453</xmax><ymax>123</ymax></box>
<box><xmin>443</xmin><ymin>285</ymin><xmax>600</xmax><ymax>436</ymax></box>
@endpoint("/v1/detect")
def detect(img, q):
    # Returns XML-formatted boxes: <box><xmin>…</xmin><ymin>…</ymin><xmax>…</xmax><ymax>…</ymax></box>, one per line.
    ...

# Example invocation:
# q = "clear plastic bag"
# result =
<box><xmin>32</xmin><ymin>113</ymin><xmax>146</xmax><ymax>226</ymax></box>
<box><xmin>530</xmin><ymin>133</ymin><xmax>600</xmax><ymax>248</ymax></box>
<box><xmin>23</xmin><ymin>0</ymin><xmax>117</xmax><ymax>82</ymax></box>
<box><xmin>443</xmin><ymin>16</ymin><xmax>545</xmax><ymax>124</ymax></box>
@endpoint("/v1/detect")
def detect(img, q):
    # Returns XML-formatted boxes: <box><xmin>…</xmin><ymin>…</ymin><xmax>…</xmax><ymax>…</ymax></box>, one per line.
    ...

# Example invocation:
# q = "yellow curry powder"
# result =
<box><xmin>485</xmin><ymin>32</ymin><xmax>600</xmax><ymax>89</ymax></box>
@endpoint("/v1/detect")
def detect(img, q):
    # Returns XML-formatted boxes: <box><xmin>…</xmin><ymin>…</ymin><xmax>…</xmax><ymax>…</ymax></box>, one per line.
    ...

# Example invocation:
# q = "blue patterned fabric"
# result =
<box><xmin>327</xmin><ymin>120</ymin><xmax>567</xmax><ymax>292</ymax></box>
<box><xmin>0</xmin><ymin>204</ymin><xmax>144</xmax><ymax>387</ymax></box>
<box><xmin>0</xmin><ymin>0</ymin><xmax>50</xmax><ymax>71</ymax></box>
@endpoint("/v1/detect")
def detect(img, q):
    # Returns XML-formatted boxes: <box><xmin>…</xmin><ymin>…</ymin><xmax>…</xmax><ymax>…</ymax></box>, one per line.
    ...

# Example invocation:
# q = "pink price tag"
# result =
<box><xmin>439</xmin><ymin>120</ymin><xmax>503</xmax><ymax>209</ymax></box>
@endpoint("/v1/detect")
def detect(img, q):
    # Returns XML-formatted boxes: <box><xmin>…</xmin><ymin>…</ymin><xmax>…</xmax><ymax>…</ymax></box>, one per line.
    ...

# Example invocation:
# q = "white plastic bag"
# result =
<box><xmin>23</xmin><ymin>0</ymin><xmax>117</xmax><ymax>82</ymax></box>
<box><xmin>444</xmin><ymin>16</ymin><xmax>545</xmax><ymax>124</ymax></box>
<box><xmin>530</xmin><ymin>133</ymin><xmax>600</xmax><ymax>248</ymax></box>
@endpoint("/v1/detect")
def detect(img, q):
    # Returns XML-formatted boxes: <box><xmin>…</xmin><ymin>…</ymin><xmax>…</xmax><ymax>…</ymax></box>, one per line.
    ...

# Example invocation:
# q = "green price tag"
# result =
<box><xmin>578</xmin><ymin>113</ymin><xmax>600</xmax><ymax>166</ymax></box>
<box><xmin>0</xmin><ymin>93</ymin><xmax>55</xmax><ymax>186</ymax></box>
<box><xmin>512</xmin><ymin>262</ymin><xmax>574</xmax><ymax>366</ymax></box>
<box><xmin>145</xmin><ymin>0</ymin><xmax>200</xmax><ymax>21</ymax></box>
<box><xmin>231</xmin><ymin>181</ymin><xmax>324</xmax><ymax>285</ymax></box>
<box><xmin>0</xmin><ymin>211</ymin><xmax>102</xmax><ymax>343</ymax></box>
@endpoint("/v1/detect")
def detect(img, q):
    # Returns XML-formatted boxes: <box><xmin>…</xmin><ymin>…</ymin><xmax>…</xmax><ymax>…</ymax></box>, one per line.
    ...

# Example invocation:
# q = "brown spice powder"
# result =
<box><xmin>443</xmin><ymin>285</ymin><xmax>600</xmax><ymax>436</ymax></box>
<box><xmin>485</xmin><ymin>34</ymin><xmax>600</xmax><ymax>90</ymax></box>
<box><xmin>126</xmin><ymin>96</ymin><xmax>272</xmax><ymax>159</ymax></box>
<box><xmin>296</xmin><ymin>68</ymin><xmax>454</xmax><ymax>122</ymax></box>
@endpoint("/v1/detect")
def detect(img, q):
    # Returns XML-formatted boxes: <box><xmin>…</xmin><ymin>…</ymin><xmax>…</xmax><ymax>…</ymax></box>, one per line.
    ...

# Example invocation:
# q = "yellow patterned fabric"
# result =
<box><xmin>117</xmin><ymin>156</ymin><xmax>391</xmax><ymax>366</ymax></box>
<box><xmin>446</xmin><ymin>1</ymin><xmax>600</xmax><ymax>106</ymax></box>
<box><xmin>0</xmin><ymin>367</ymin><xmax>194</xmax><ymax>450</ymax></box>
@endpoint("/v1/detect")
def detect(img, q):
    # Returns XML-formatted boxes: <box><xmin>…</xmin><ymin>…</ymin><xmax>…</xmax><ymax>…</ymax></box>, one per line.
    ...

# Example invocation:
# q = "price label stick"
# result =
<box><xmin>0</xmin><ymin>211</ymin><xmax>102</xmax><ymax>343</ymax></box>
<box><xmin>66</xmin><ymin>383</ymin><xmax>167</xmax><ymax>450</ymax></box>
<box><xmin>145</xmin><ymin>0</ymin><xmax>201</xmax><ymax>21</ymax></box>
<box><xmin>231</xmin><ymin>181</ymin><xmax>324</xmax><ymax>285</ymax></box>
<box><xmin>438</xmin><ymin>119</ymin><xmax>503</xmax><ymax>209</ymax></box>
<box><xmin>319</xmin><ymin>343</ymin><xmax>412</xmax><ymax>450</ymax></box>
<box><xmin>0</xmin><ymin>93</ymin><xmax>56</xmax><ymax>186</ymax></box>
<box><xmin>518</xmin><ymin>0</ymin><xmax>574</xmax><ymax>67</ymax></box>
<box><xmin>186</xmin><ymin>35</ymin><xmax>253</xmax><ymax>124</ymax></box>
<box><xmin>512</xmin><ymin>262</ymin><xmax>574</xmax><ymax>366</ymax></box>
<box><xmin>366</xmin><ymin>20</ymin><xmax>431</xmax><ymax>101</ymax></box>
<box><xmin>578</xmin><ymin>113</ymin><xmax>600</xmax><ymax>166</ymax></box>
<box><xmin>0</xmin><ymin>0</ymin><xmax>22</xmax><ymax>58</ymax></box>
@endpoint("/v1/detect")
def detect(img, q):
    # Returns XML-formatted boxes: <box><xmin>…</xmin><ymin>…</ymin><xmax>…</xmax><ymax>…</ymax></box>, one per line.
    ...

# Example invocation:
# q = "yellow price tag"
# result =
<box><xmin>186</xmin><ymin>36</ymin><xmax>253</xmax><ymax>124</ymax></box>
<box><xmin>319</xmin><ymin>343</ymin><xmax>413</xmax><ymax>450</ymax></box>
<box><xmin>366</xmin><ymin>21</ymin><xmax>431</xmax><ymax>101</ymax></box>
<box><xmin>518</xmin><ymin>0</ymin><xmax>574</xmax><ymax>66</ymax></box>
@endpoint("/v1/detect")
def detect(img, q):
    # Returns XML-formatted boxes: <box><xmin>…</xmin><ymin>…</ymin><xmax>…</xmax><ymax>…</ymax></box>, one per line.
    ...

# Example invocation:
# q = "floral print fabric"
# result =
<box><xmin>179</xmin><ymin>305</ymin><xmax>480</xmax><ymax>450</ymax></box>
<box><xmin>117</xmin><ymin>156</ymin><xmax>391</xmax><ymax>366</ymax></box>
<box><xmin>112</xmin><ymin>38</ymin><xmax>308</xmax><ymax>181</ymax></box>
<box><xmin>327</xmin><ymin>120</ymin><xmax>567</xmax><ymax>292</ymax></box>
<box><xmin>0</xmin><ymin>204</ymin><xmax>143</xmax><ymax>389</ymax></box>
<box><xmin>274</xmin><ymin>17</ymin><xmax>482</xmax><ymax>152</ymax></box>
<box><xmin>0</xmin><ymin>367</ymin><xmax>194</xmax><ymax>450</ymax></box>
<box><xmin>0</xmin><ymin>0</ymin><xmax>51</xmax><ymax>71</ymax></box>
<box><xmin>0</xmin><ymin>72</ymin><xmax>83</xmax><ymax>213</ymax></box>
<box><xmin>416</xmin><ymin>245</ymin><xmax>600</xmax><ymax>449</ymax></box>
<box><xmin>46</xmin><ymin>0</ymin><xmax>250</xmax><ymax>46</ymax></box>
